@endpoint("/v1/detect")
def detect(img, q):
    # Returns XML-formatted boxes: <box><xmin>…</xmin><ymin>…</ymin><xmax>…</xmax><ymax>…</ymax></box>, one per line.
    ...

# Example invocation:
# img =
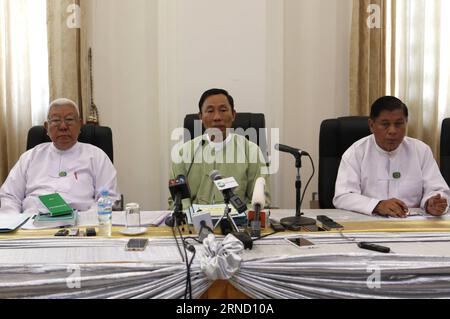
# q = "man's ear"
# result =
<box><xmin>232</xmin><ymin>110</ymin><xmax>236</xmax><ymax>122</ymax></box>
<box><xmin>368</xmin><ymin>118</ymin><xmax>374</xmax><ymax>134</ymax></box>
<box><xmin>198</xmin><ymin>112</ymin><xmax>202</xmax><ymax>121</ymax></box>
<box><xmin>44</xmin><ymin>122</ymin><xmax>50</xmax><ymax>136</ymax></box>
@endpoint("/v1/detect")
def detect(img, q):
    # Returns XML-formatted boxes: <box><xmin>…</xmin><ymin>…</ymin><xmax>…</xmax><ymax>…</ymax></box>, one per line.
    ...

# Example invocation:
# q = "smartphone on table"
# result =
<box><xmin>125</xmin><ymin>238</ymin><xmax>149</xmax><ymax>251</ymax></box>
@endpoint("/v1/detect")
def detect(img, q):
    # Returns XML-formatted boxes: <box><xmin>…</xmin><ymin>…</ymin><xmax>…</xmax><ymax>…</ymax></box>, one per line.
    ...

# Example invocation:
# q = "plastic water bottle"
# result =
<box><xmin>97</xmin><ymin>190</ymin><xmax>113</xmax><ymax>236</ymax></box>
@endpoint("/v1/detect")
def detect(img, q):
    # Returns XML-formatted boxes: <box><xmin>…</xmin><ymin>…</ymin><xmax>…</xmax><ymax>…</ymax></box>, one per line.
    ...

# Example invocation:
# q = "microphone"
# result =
<box><xmin>209</xmin><ymin>170</ymin><xmax>247</xmax><ymax>214</ymax></box>
<box><xmin>166</xmin><ymin>175</ymin><xmax>191</xmax><ymax>227</ymax></box>
<box><xmin>250</xmin><ymin>177</ymin><xmax>265</xmax><ymax>237</ymax></box>
<box><xmin>209</xmin><ymin>170</ymin><xmax>222</xmax><ymax>182</ymax></box>
<box><xmin>275</xmin><ymin>143</ymin><xmax>309</xmax><ymax>157</ymax></box>
<box><xmin>169</xmin><ymin>175</ymin><xmax>191</xmax><ymax>202</ymax></box>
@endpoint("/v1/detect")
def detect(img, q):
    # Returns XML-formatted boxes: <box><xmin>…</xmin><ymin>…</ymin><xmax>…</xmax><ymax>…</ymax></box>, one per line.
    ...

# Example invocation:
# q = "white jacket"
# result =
<box><xmin>333</xmin><ymin>135</ymin><xmax>450</xmax><ymax>215</ymax></box>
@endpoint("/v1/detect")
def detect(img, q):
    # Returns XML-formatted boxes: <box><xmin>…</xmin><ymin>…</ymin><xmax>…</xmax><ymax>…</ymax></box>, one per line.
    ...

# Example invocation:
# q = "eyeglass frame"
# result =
<box><xmin>47</xmin><ymin>116</ymin><xmax>80</xmax><ymax>127</ymax></box>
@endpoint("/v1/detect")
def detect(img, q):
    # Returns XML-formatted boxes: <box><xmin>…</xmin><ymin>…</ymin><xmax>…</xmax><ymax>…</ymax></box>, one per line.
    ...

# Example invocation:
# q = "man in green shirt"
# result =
<box><xmin>170</xmin><ymin>88</ymin><xmax>271</xmax><ymax>208</ymax></box>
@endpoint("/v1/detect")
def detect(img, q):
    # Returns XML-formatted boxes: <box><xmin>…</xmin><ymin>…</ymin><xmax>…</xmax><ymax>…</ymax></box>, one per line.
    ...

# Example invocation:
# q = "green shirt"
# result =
<box><xmin>169</xmin><ymin>134</ymin><xmax>271</xmax><ymax>209</ymax></box>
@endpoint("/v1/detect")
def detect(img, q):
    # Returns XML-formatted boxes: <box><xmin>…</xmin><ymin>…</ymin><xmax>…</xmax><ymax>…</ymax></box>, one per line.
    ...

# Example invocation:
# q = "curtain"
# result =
<box><xmin>349</xmin><ymin>0</ymin><xmax>388</xmax><ymax>115</ymax></box>
<box><xmin>47</xmin><ymin>0</ymin><xmax>88</xmax><ymax>121</ymax></box>
<box><xmin>0</xmin><ymin>0</ymin><xmax>49</xmax><ymax>183</ymax></box>
<box><xmin>389</xmin><ymin>0</ymin><xmax>450</xmax><ymax>156</ymax></box>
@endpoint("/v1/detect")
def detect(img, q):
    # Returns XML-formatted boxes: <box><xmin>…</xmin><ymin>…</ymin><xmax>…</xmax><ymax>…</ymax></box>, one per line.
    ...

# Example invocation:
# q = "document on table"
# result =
<box><xmin>112</xmin><ymin>211</ymin><xmax>171</xmax><ymax>226</ymax></box>
<box><xmin>0</xmin><ymin>214</ymin><xmax>30</xmax><ymax>233</ymax></box>
<box><xmin>186</xmin><ymin>204</ymin><xmax>247</xmax><ymax>223</ymax></box>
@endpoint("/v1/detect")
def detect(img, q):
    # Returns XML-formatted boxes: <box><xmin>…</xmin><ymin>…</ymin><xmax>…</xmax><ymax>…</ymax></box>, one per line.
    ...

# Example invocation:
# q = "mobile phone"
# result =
<box><xmin>54</xmin><ymin>229</ymin><xmax>69</xmax><ymax>236</ymax></box>
<box><xmin>316</xmin><ymin>215</ymin><xmax>344</xmax><ymax>230</ymax></box>
<box><xmin>287</xmin><ymin>237</ymin><xmax>315</xmax><ymax>247</ymax></box>
<box><xmin>68</xmin><ymin>229</ymin><xmax>79</xmax><ymax>237</ymax></box>
<box><xmin>125</xmin><ymin>238</ymin><xmax>149</xmax><ymax>251</ymax></box>
<box><xmin>270</xmin><ymin>220</ymin><xmax>285</xmax><ymax>232</ymax></box>
<box><xmin>86</xmin><ymin>228</ymin><xmax>96</xmax><ymax>237</ymax></box>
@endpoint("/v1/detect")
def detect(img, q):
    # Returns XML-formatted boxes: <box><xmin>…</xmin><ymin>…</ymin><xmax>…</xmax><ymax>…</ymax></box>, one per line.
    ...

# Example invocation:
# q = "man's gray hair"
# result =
<box><xmin>48</xmin><ymin>98</ymin><xmax>80</xmax><ymax>118</ymax></box>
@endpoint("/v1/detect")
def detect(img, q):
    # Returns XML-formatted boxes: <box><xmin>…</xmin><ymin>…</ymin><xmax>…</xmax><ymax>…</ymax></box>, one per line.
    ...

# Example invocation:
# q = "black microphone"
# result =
<box><xmin>209</xmin><ymin>170</ymin><xmax>247</xmax><ymax>214</ymax></box>
<box><xmin>275</xmin><ymin>143</ymin><xmax>309</xmax><ymax>157</ymax></box>
<box><xmin>166</xmin><ymin>175</ymin><xmax>191</xmax><ymax>227</ymax></box>
<box><xmin>186</xmin><ymin>139</ymin><xmax>206</xmax><ymax>178</ymax></box>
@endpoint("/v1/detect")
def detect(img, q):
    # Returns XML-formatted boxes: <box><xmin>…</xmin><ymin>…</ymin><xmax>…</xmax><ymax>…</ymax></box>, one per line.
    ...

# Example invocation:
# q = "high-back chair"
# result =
<box><xmin>183</xmin><ymin>112</ymin><xmax>268</xmax><ymax>162</ymax></box>
<box><xmin>440</xmin><ymin>118</ymin><xmax>450</xmax><ymax>187</ymax></box>
<box><xmin>318</xmin><ymin>116</ymin><xmax>371</xmax><ymax>208</ymax></box>
<box><xmin>27</xmin><ymin>124</ymin><xmax>114</xmax><ymax>163</ymax></box>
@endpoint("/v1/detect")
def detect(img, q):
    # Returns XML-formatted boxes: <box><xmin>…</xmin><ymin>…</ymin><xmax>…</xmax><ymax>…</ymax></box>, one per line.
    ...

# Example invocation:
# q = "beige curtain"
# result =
<box><xmin>349</xmin><ymin>0</ymin><xmax>388</xmax><ymax>115</ymax></box>
<box><xmin>0</xmin><ymin>0</ymin><xmax>49</xmax><ymax>183</ymax></box>
<box><xmin>47</xmin><ymin>0</ymin><xmax>88</xmax><ymax>121</ymax></box>
<box><xmin>390</xmin><ymin>0</ymin><xmax>450</xmax><ymax>157</ymax></box>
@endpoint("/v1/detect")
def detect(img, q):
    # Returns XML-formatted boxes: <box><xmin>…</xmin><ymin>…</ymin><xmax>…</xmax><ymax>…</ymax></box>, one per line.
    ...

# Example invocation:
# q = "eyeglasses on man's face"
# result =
<box><xmin>47</xmin><ymin>116</ymin><xmax>79</xmax><ymax>127</ymax></box>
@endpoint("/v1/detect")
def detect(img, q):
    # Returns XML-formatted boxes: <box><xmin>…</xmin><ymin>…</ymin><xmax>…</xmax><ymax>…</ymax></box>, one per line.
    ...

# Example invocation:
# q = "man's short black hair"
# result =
<box><xmin>198</xmin><ymin>88</ymin><xmax>235</xmax><ymax>113</ymax></box>
<box><xmin>370</xmin><ymin>96</ymin><xmax>409</xmax><ymax>120</ymax></box>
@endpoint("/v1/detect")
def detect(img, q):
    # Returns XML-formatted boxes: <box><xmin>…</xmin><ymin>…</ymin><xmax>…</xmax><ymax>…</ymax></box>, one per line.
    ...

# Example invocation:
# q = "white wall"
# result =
<box><xmin>86</xmin><ymin>0</ymin><xmax>352</xmax><ymax>210</ymax></box>
<box><xmin>177</xmin><ymin>0</ymin><xmax>267</xmax><ymax>114</ymax></box>
<box><xmin>280</xmin><ymin>0</ymin><xmax>352</xmax><ymax>208</ymax></box>
<box><xmin>86</xmin><ymin>0</ymin><xmax>161</xmax><ymax>208</ymax></box>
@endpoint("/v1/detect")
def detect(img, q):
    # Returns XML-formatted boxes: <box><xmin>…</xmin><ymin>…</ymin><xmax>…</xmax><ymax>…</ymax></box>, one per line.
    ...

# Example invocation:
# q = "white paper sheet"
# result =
<box><xmin>112</xmin><ymin>211</ymin><xmax>171</xmax><ymax>226</ymax></box>
<box><xmin>0</xmin><ymin>214</ymin><xmax>30</xmax><ymax>232</ymax></box>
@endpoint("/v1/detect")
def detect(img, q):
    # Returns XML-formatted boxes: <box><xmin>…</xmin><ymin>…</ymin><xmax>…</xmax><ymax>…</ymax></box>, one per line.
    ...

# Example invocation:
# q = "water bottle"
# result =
<box><xmin>97</xmin><ymin>190</ymin><xmax>113</xmax><ymax>236</ymax></box>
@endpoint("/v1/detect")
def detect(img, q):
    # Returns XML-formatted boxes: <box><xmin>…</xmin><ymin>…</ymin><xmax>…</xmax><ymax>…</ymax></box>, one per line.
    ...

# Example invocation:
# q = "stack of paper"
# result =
<box><xmin>32</xmin><ymin>211</ymin><xmax>77</xmax><ymax>228</ymax></box>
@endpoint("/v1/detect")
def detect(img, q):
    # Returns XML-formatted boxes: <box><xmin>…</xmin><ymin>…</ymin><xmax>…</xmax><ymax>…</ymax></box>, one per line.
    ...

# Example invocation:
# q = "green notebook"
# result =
<box><xmin>38</xmin><ymin>193</ymin><xmax>74</xmax><ymax>216</ymax></box>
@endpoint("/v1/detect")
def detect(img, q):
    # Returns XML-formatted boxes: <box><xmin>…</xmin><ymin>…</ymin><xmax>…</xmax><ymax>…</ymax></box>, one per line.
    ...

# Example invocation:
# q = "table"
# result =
<box><xmin>1</xmin><ymin>209</ymin><xmax>450</xmax><ymax>299</ymax></box>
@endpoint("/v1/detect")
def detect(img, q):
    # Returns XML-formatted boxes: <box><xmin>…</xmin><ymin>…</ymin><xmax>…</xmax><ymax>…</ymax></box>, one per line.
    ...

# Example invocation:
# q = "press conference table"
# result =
<box><xmin>1</xmin><ymin>209</ymin><xmax>450</xmax><ymax>299</ymax></box>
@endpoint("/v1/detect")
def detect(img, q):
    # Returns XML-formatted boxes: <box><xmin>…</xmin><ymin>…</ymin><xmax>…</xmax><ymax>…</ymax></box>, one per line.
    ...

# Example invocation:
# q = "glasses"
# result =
<box><xmin>47</xmin><ymin>117</ymin><xmax>78</xmax><ymax>127</ymax></box>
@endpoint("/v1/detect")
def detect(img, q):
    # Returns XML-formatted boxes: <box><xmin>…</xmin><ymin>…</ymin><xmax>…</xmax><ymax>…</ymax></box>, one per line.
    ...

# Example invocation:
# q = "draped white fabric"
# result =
<box><xmin>200</xmin><ymin>234</ymin><xmax>244</xmax><ymax>280</ymax></box>
<box><xmin>2</xmin><ymin>233</ymin><xmax>450</xmax><ymax>299</ymax></box>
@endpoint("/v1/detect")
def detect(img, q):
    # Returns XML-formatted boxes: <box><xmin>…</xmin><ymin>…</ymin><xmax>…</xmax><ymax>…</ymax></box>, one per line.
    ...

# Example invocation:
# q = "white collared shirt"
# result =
<box><xmin>206</xmin><ymin>132</ymin><xmax>233</xmax><ymax>152</ymax></box>
<box><xmin>333</xmin><ymin>135</ymin><xmax>450</xmax><ymax>215</ymax></box>
<box><xmin>0</xmin><ymin>142</ymin><xmax>119</xmax><ymax>214</ymax></box>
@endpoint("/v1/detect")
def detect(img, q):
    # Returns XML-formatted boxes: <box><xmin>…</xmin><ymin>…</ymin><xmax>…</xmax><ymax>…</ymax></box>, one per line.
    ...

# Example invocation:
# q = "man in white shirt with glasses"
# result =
<box><xmin>0</xmin><ymin>98</ymin><xmax>119</xmax><ymax>214</ymax></box>
<box><xmin>333</xmin><ymin>96</ymin><xmax>450</xmax><ymax>217</ymax></box>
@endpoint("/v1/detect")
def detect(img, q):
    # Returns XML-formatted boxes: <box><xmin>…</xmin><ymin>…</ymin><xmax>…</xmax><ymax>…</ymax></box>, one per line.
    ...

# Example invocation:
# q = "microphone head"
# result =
<box><xmin>209</xmin><ymin>170</ymin><xmax>222</xmax><ymax>181</ymax></box>
<box><xmin>274</xmin><ymin>144</ymin><xmax>280</xmax><ymax>151</ymax></box>
<box><xmin>251</xmin><ymin>177</ymin><xmax>266</xmax><ymax>208</ymax></box>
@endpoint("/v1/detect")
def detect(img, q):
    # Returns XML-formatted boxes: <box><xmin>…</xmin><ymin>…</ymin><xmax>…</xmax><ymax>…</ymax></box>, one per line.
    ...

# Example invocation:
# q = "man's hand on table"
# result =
<box><xmin>425</xmin><ymin>194</ymin><xmax>448</xmax><ymax>216</ymax></box>
<box><xmin>372</xmin><ymin>199</ymin><xmax>408</xmax><ymax>218</ymax></box>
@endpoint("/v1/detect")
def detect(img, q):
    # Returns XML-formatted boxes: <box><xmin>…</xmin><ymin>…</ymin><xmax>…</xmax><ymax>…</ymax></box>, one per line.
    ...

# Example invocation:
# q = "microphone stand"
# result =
<box><xmin>280</xmin><ymin>154</ymin><xmax>316</xmax><ymax>228</ymax></box>
<box><xmin>213</xmin><ymin>191</ymin><xmax>239</xmax><ymax>233</ymax></box>
<box><xmin>170</xmin><ymin>193</ymin><xmax>192</xmax><ymax>234</ymax></box>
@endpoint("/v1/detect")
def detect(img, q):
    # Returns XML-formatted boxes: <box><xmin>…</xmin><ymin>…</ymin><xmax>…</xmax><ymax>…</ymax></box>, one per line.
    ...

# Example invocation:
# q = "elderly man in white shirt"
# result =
<box><xmin>333</xmin><ymin>96</ymin><xmax>450</xmax><ymax>218</ymax></box>
<box><xmin>0</xmin><ymin>98</ymin><xmax>119</xmax><ymax>214</ymax></box>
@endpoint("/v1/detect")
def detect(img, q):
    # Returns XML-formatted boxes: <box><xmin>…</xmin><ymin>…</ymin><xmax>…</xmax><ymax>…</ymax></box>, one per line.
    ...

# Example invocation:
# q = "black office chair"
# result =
<box><xmin>183</xmin><ymin>112</ymin><xmax>269</xmax><ymax>162</ymax></box>
<box><xmin>440</xmin><ymin>118</ymin><xmax>450</xmax><ymax>187</ymax></box>
<box><xmin>27</xmin><ymin>124</ymin><xmax>114</xmax><ymax>163</ymax></box>
<box><xmin>318</xmin><ymin>116</ymin><xmax>371</xmax><ymax>208</ymax></box>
